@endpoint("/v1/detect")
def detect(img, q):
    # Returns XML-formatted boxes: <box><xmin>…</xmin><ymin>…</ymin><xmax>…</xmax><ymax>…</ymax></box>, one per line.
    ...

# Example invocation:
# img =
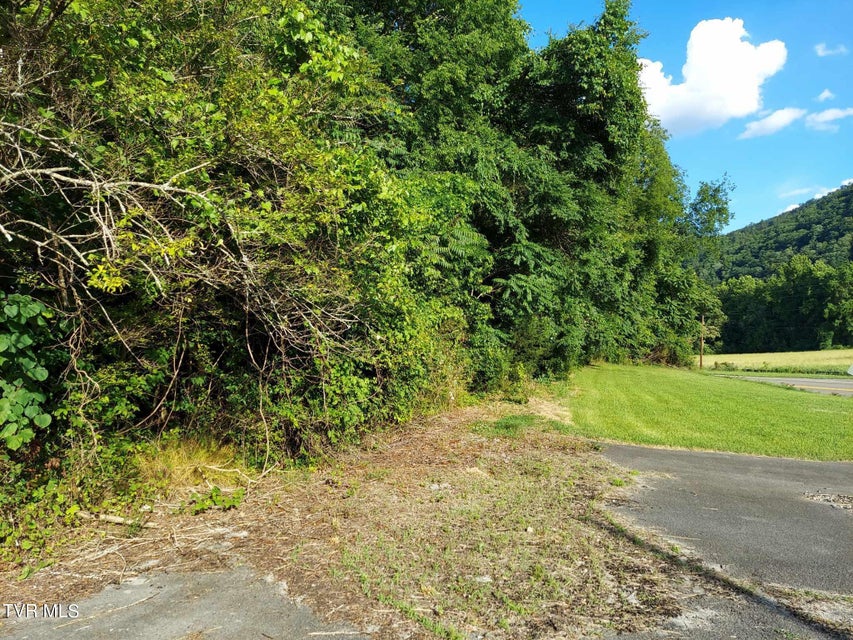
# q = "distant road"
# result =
<box><xmin>739</xmin><ymin>376</ymin><xmax>853</xmax><ymax>397</ymax></box>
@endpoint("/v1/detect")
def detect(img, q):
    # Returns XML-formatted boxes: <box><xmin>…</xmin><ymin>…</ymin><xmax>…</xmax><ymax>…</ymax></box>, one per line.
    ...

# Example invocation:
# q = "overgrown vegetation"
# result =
<box><xmin>2</xmin><ymin>0</ymin><xmax>732</xmax><ymax>558</ymax></box>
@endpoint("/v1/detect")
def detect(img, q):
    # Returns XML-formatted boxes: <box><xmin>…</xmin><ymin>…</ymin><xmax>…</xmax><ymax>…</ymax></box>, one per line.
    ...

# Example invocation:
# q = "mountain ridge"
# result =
<box><xmin>711</xmin><ymin>182</ymin><xmax>853</xmax><ymax>281</ymax></box>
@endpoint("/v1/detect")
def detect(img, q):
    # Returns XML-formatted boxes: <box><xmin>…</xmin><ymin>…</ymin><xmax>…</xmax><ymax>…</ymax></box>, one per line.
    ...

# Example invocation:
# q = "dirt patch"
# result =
<box><xmin>524</xmin><ymin>397</ymin><xmax>573</xmax><ymax>425</ymax></box>
<box><xmin>804</xmin><ymin>492</ymin><xmax>853</xmax><ymax>510</ymax></box>
<box><xmin>764</xmin><ymin>585</ymin><xmax>853</xmax><ymax>637</ymax></box>
<box><xmin>1</xmin><ymin>403</ymin><xmax>716</xmax><ymax>638</ymax></box>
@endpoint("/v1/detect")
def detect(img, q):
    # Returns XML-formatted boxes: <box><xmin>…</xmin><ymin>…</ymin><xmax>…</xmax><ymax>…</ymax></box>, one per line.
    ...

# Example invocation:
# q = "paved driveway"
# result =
<box><xmin>603</xmin><ymin>444</ymin><xmax>853</xmax><ymax>594</ymax></box>
<box><xmin>739</xmin><ymin>376</ymin><xmax>853</xmax><ymax>397</ymax></box>
<box><xmin>0</xmin><ymin>567</ymin><xmax>369</xmax><ymax>640</ymax></box>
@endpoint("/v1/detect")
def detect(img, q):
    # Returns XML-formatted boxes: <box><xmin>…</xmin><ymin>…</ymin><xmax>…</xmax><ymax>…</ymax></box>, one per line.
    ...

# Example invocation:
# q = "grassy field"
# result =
<box><xmin>556</xmin><ymin>364</ymin><xmax>852</xmax><ymax>461</ymax></box>
<box><xmin>697</xmin><ymin>348</ymin><xmax>853</xmax><ymax>375</ymax></box>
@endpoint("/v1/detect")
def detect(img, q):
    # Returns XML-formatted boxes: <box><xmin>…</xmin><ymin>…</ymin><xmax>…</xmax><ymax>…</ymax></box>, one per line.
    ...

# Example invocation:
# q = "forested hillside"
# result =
<box><xmin>1</xmin><ymin>0</ymin><xmax>730</xmax><ymax>539</ymax></box>
<box><xmin>707</xmin><ymin>183</ymin><xmax>853</xmax><ymax>353</ymax></box>
<box><xmin>710</xmin><ymin>183</ymin><xmax>852</xmax><ymax>282</ymax></box>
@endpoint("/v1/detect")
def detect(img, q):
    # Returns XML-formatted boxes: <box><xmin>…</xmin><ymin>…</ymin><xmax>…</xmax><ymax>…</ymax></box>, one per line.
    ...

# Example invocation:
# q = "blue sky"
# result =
<box><xmin>517</xmin><ymin>0</ymin><xmax>853</xmax><ymax>230</ymax></box>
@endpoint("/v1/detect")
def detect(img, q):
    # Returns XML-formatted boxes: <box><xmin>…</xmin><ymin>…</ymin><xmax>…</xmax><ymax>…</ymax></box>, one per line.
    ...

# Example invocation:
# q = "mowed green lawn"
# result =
<box><xmin>558</xmin><ymin>365</ymin><xmax>852</xmax><ymax>461</ymax></box>
<box><xmin>696</xmin><ymin>348</ymin><xmax>853</xmax><ymax>375</ymax></box>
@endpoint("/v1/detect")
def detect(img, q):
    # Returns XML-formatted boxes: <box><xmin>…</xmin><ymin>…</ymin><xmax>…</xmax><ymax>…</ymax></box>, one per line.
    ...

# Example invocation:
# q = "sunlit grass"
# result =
<box><xmin>696</xmin><ymin>348</ymin><xmax>853</xmax><ymax>375</ymax></box>
<box><xmin>554</xmin><ymin>364</ymin><xmax>852</xmax><ymax>461</ymax></box>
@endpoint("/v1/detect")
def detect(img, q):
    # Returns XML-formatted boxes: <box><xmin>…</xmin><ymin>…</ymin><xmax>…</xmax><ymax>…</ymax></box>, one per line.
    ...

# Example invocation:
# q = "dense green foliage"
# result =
<box><xmin>717</xmin><ymin>256</ymin><xmax>852</xmax><ymax>353</ymax></box>
<box><xmin>1</xmin><ymin>0</ymin><xmax>732</xmax><ymax>554</ymax></box>
<box><xmin>708</xmin><ymin>183</ymin><xmax>852</xmax><ymax>282</ymax></box>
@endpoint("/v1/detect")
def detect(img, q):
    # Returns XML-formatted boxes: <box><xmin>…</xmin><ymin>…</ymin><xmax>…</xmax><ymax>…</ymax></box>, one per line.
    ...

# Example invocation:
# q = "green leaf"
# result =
<box><xmin>91</xmin><ymin>73</ymin><xmax>108</xmax><ymax>88</ymax></box>
<box><xmin>31</xmin><ymin>367</ymin><xmax>49</xmax><ymax>382</ymax></box>
<box><xmin>17</xmin><ymin>303</ymin><xmax>38</xmax><ymax>319</ymax></box>
<box><xmin>0</xmin><ymin>335</ymin><xmax>9</xmax><ymax>352</ymax></box>
<box><xmin>158</xmin><ymin>69</ymin><xmax>176</xmax><ymax>83</ymax></box>
<box><xmin>4</xmin><ymin>304</ymin><xmax>19</xmax><ymax>319</ymax></box>
<box><xmin>6</xmin><ymin>433</ymin><xmax>23</xmax><ymax>451</ymax></box>
<box><xmin>33</xmin><ymin>414</ymin><xmax>52</xmax><ymax>428</ymax></box>
<box><xmin>14</xmin><ymin>333</ymin><xmax>34</xmax><ymax>349</ymax></box>
<box><xmin>24</xmin><ymin>404</ymin><xmax>39</xmax><ymax>419</ymax></box>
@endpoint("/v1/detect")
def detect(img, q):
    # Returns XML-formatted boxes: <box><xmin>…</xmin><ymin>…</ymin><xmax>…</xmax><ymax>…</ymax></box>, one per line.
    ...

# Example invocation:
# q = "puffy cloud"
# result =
<box><xmin>815</xmin><ymin>43</ymin><xmax>848</xmax><ymax>57</ymax></box>
<box><xmin>805</xmin><ymin>107</ymin><xmax>853</xmax><ymax>132</ymax></box>
<box><xmin>738</xmin><ymin>108</ymin><xmax>806</xmax><ymax>139</ymax></box>
<box><xmin>843</xmin><ymin>178</ymin><xmax>853</xmax><ymax>187</ymax></box>
<box><xmin>778</xmin><ymin>204</ymin><xmax>800</xmax><ymax>214</ymax></box>
<box><xmin>639</xmin><ymin>18</ymin><xmax>787</xmax><ymax>137</ymax></box>
<box><xmin>817</xmin><ymin>89</ymin><xmax>835</xmax><ymax>102</ymax></box>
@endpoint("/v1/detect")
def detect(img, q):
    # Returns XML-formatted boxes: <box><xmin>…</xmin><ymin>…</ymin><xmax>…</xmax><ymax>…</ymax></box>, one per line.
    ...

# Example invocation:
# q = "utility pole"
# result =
<box><xmin>699</xmin><ymin>314</ymin><xmax>705</xmax><ymax>370</ymax></box>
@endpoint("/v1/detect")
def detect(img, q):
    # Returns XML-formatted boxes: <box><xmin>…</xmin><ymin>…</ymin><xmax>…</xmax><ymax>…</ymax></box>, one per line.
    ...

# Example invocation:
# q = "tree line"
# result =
<box><xmin>1</xmin><ymin>0</ymin><xmax>729</xmax><ymax>499</ymax></box>
<box><xmin>701</xmin><ymin>183</ymin><xmax>852</xmax><ymax>354</ymax></box>
<box><xmin>716</xmin><ymin>256</ymin><xmax>853</xmax><ymax>353</ymax></box>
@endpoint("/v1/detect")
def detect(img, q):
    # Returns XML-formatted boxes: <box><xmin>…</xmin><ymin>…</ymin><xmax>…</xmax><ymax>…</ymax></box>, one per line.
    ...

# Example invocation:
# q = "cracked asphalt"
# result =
<box><xmin>603</xmin><ymin>444</ymin><xmax>853</xmax><ymax>594</ymax></box>
<box><xmin>603</xmin><ymin>444</ymin><xmax>853</xmax><ymax>639</ymax></box>
<box><xmin>0</xmin><ymin>567</ymin><xmax>370</xmax><ymax>640</ymax></box>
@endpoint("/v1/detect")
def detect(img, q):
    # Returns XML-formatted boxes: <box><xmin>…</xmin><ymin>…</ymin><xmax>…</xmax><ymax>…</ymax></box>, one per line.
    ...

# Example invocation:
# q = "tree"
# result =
<box><xmin>717</xmin><ymin>256</ymin><xmax>849</xmax><ymax>353</ymax></box>
<box><xmin>683</xmin><ymin>176</ymin><xmax>734</xmax><ymax>241</ymax></box>
<box><xmin>0</xmin><ymin>0</ymin><xmax>471</xmax><ymax>459</ymax></box>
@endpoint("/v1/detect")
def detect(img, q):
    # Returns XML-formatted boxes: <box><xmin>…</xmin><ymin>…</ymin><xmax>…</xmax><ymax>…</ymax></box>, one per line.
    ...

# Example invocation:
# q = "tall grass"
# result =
<box><xmin>697</xmin><ymin>349</ymin><xmax>853</xmax><ymax>375</ymax></box>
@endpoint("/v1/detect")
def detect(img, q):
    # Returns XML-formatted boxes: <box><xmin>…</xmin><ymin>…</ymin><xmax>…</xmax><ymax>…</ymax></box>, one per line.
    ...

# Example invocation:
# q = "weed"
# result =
<box><xmin>472</xmin><ymin>413</ymin><xmax>561</xmax><ymax>438</ymax></box>
<box><xmin>377</xmin><ymin>594</ymin><xmax>466</xmax><ymax>640</ymax></box>
<box><xmin>135</xmin><ymin>433</ymin><xmax>252</xmax><ymax>491</ymax></box>
<box><xmin>187</xmin><ymin>486</ymin><xmax>246</xmax><ymax>515</ymax></box>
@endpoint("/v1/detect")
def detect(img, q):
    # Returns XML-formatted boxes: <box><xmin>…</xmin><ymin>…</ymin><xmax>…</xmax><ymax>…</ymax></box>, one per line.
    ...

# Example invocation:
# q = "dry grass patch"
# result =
<box><xmin>698</xmin><ymin>348</ymin><xmax>853</xmax><ymax>375</ymax></box>
<box><xmin>763</xmin><ymin>585</ymin><xmax>853</xmax><ymax>637</ymax></box>
<box><xmin>1</xmin><ymin>403</ymin><xmax>690</xmax><ymax>639</ymax></box>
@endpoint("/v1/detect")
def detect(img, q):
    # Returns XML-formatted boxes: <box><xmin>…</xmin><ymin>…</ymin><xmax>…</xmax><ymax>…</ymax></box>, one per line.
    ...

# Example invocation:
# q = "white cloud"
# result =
<box><xmin>805</xmin><ymin>107</ymin><xmax>853</xmax><ymax>132</ymax></box>
<box><xmin>738</xmin><ymin>107</ymin><xmax>806</xmax><ymax>139</ymax></box>
<box><xmin>815</xmin><ymin>43</ymin><xmax>849</xmax><ymax>57</ymax></box>
<box><xmin>639</xmin><ymin>18</ymin><xmax>787</xmax><ymax>137</ymax></box>
<box><xmin>779</xmin><ymin>187</ymin><xmax>813</xmax><ymax>199</ymax></box>
<box><xmin>817</xmin><ymin>89</ymin><xmax>835</xmax><ymax>102</ymax></box>
<box><xmin>778</xmin><ymin>181</ymin><xmax>851</xmax><ymax>206</ymax></box>
<box><xmin>779</xmin><ymin>204</ymin><xmax>800</xmax><ymax>214</ymax></box>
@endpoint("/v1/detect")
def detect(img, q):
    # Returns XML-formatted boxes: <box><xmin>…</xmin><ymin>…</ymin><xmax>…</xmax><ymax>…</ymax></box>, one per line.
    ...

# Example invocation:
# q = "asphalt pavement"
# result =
<box><xmin>738</xmin><ymin>376</ymin><xmax>853</xmax><ymax>397</ymax></box>
<box><xmin>603</xmin><ymin>444</ymin><xmax>853</xmax><ymax>593</ymax></box>
<box><xmin>0</xmin><ymin>567</ymin><xmax>370</xmax><ymax>640</ymax></box>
